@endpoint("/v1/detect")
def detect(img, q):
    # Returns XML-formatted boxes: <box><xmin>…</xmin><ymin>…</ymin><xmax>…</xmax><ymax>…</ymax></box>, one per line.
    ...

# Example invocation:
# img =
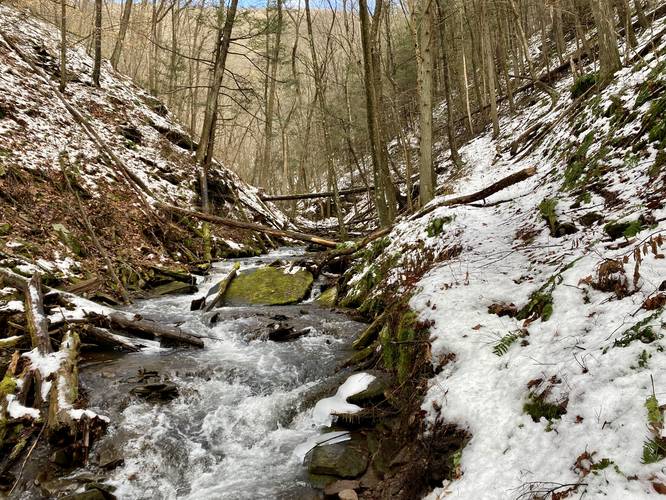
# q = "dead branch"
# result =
<box><xmin>414</xmin><ymin>166</ymin><xmax>537</xmax><ymax>219</ymax></box>
<box><xmin>158</xmin><ymin>202</ymin><xmax>339</xmax><ymax>248</ymax></box>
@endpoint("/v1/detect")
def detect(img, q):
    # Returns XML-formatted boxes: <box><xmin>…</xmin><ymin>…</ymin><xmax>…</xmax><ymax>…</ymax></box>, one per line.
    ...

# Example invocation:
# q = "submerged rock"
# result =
<box><xmin>223</xmin><ymin>266</ymin><xmax>314</xmax><ymax>306</ymax></box>
<box><xmin>267</xmin><ymin>323</ymin><xmax>311</xmax><ymax>342</ymax></box>
<box><xmin>130</xmin><ymin>382</ymin><xmax>178</xmax><ymax>402</ymax></box>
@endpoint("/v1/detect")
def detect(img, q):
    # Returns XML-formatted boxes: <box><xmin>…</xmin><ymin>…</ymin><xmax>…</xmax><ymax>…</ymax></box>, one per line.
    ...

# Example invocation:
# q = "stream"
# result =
<box><xmin>78</xmin><ymin>248</ymin><xmax>365</xmax><ymax>499</ymax></box>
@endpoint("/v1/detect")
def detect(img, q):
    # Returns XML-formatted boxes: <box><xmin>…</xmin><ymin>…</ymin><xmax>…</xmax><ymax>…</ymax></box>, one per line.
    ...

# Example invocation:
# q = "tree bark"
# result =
<box><xmin>59</xmin><ymin>0</ymin><xmax>67</xmax><ymax>92</ymax></box>
<box><xmin>111</xmin><ymin>0</ymin><xmax>133</xmax><ymax>70</ymax></box>
<box><xmin>92</xmin><ymin>0</ymin><xmax>102</xmax><ymax>87</ymax></box>
<box><xmin>591</xmin><ymin>0</ymin><xmax>622</xmax><ymax>84</ymax></box>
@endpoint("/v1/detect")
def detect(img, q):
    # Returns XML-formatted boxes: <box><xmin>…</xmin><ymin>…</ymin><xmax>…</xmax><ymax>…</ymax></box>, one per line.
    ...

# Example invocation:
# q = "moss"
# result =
<box><xmin>0</xmin><ymin>374</ymin><xmax>17</xmax><ymax>397</ymax></box>
<box><xmin>426</xmin><ymin>216</ymin><xmax>454</xmax><ymax>238</ymax></box>
<box><xmin>380</xmin><ymin>323</ymin><xmax>397</xmax><ymax>370</ymax></box>
<box><xmin>571</xmin><ymin>73</ymin><xmax>597</xmax><ymax>99</ymax></box>
<box><xmin>649</xmin><ymin>150</ymin><xmax>666</xmax><ymax>178</ymax></box>
<box><xmin>524</xmin><ymin>393</ymin><xmax>567</xmax><ymax>422</ymax></box>
<box><xmin>538</xmin><ymin>198</ymin><xmax>558</xmax><ymax>235</ymax></box>
<box><xmin>316</xmin><ymin>286</ymin><xmax>338</xmax><ymax>307</ymax></box>
<box><xmin>223</xmin><ymin>266</ymin><xmax>314</xmax><ymax>306</ymax></box>
<box><xmin>396</xmin><ymin>311</ymin><xmax>417</xmax><ymax>383</ymax></box>
<box><xmin>604</xmin><ymin>219</ymin><xmax>642</xmax><ymax>240</ymax></box>
<box><xmin>562</xmin><ymin>132</ymin><xmax>596</xmax><ymax>190</ymax></box>
<box><xmin>638</xmin><ymin>349</ymin><xmax>652</xmax><ymax>368</ymax></box>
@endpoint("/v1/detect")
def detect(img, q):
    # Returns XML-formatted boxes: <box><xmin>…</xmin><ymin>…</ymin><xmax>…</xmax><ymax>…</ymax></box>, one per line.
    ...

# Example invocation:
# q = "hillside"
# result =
<box><xmin>0</xmin><ymin>4</ymin><xmax>287</xmax><ymax>300</ymax></box>
<box><xmin>336</xmin><ymin>11</ymin><xmax>666</xmax><ymax>499</ymax></box>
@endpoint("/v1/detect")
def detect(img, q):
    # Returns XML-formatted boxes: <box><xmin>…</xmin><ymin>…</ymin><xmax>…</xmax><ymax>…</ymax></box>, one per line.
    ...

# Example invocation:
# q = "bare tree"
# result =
<box><xmin>111</xmin><ymin>0</ymin><xmax>133</xmax><ymax>70</ymax></box>
<box><xmin>92</xmin><ymin>0</ymin><xmax>102</xmax><ymax>86</ymax></box>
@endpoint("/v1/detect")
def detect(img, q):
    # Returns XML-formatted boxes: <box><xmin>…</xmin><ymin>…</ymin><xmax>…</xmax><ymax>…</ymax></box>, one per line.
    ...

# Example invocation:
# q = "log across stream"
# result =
<box><xmin>78</xmin><ymin>248</ymin><xmax>365</xmax><ymax>499</ymax></box>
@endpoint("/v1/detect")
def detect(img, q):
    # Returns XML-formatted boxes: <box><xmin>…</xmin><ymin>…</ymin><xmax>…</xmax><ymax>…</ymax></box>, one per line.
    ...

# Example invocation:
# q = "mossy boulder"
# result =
<box><xmin>308</xmin><ymin>435</ymin><xmax>369</xmax><ymax>479</ymax></box>
<box><xmin>223</xmin><ymin>266</ymin><xmax>313</xmax><ymax>306</ymax></box>
<box><xmin>317</xmin><ymin>286</ymin><xmax>338</xmax><ymax>307</ymax></box>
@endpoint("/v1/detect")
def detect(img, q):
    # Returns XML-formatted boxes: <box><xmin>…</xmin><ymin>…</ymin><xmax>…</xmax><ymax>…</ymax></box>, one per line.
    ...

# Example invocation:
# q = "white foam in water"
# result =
<box><xmin>94</xmin><ymin>248</ymin><xmax>364</xmax><ymax>500</ymax></box>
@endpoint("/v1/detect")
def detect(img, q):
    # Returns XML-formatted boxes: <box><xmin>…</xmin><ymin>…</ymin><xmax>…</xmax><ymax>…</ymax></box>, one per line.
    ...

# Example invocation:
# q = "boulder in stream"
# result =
<box><xmin>307</xmin><ymin>434</ymin><xmax>369</xmax><ymax>479</ymax></box>
<box><xmin>223</xmin><ymin>266</ymin><xmax>314</xmax><ymax>306</ymax></box>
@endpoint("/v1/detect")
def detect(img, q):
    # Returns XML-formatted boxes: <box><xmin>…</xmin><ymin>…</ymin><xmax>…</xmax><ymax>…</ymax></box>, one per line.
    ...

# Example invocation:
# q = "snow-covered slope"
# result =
<box><xmin>0</xmin><ymin>4</ymin><xmax>287</xmax><ymax>287</ymax></box>
<box><xmin>341</xmin><ymin>16</ymin><xmax>666</xmax><ymax>500</ymax></box>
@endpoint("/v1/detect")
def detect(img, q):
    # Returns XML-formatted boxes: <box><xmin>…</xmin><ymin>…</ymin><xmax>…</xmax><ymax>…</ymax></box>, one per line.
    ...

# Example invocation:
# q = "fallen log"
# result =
<box><xmin>79</xmin><ymin>325</ymin><xmax>142</xmax><ymax>352</ymax></box>
<box><xmin>24</xmin><ymin>274</ymin><xmax>52</xmax><ymax>355</ymax></box>
<box><xmin>202</xmin><ymin>263</ymin><xmax>240</xmax><ymax>312</ymax></box>
<box><xmin>414</xmin><ymin>166</ymin><xmax>537</xmax><ymax>219</ymax></box>
<box><xmin>0</xmin><ymin>268</ymin><xmax>204</xmax><ymax>349</ymax></box>
<box><xmin>47</xmin><ymin>330</ymin><xmax>108</xmax><ymax>455</ymax></box>
<box><xmin>158</xmin><ymin>202</ymin><xmax>339</xmax><ymax>248</ymax></box>
<box><xmin>87</xmin><ymin>311</ymin><xmax>205</xmax><ymax>348</ymax></box>
<box><xmin>261</xmin><ymin>186</ymin><xmax>373</xmax><ymax>201</ymax></box>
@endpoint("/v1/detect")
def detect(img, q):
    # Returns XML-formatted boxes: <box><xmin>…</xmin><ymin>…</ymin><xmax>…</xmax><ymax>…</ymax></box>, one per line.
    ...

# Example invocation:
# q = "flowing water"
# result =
<box><xmin>79</xmin><ymin>249</ymin><xmax>364</xmax><ymax>499</ymax></box>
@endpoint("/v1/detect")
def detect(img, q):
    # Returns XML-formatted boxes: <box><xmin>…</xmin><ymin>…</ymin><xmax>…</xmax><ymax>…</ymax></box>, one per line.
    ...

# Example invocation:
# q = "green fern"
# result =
<box><xmin>493</xmin><ymin>332</ymin><xmax>519</xmax><ymax>356</ymax></box>
<box><xmin>642</xmin><ymin>438</ymin><xmax>666</xmax><ymax>464</ymax></box>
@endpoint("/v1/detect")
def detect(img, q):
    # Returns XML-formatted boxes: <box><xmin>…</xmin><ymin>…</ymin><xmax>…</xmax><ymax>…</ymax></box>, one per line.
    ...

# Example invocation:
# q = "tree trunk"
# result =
<box><xmin>195</xmin><ymin>0</ymin><xmax>239</xmax><ymax>202</ymax></box>
<box><xmin>304</xmin><ymin>0</ymin><xmax>347</xmax><ymax>238</ymax></box>
<box><xmin>262</xmin><ymin>0</ymin><xmax>282</xmax><ymax>183</ymax></box>
<box><xmin>110</xmin><ymin>0</ymin><xmax>133</xmax><ymax>70</ymax></box>
<box><xmin>359</xmin><ymin>0</ymin><xmax>395</xmax><ymax>226</ymax></box>
<box><xmin>92</xmin><ymin>0</ymin><xmax>102</xmax><ymax>87</ymax></box>
<box><xmin>415</xmin><ymin>0</ymin><xmax>435</xmax><ymax>206</ymax></box>
<box><xmin>59</xmin><ymin>0</ymin><xmax>67</xmax><ymax>92</ymax></box>
<box><xmin>591</xmin><ymin>0</ymin><xmax>622</xmax><ymax>84</ymax></box>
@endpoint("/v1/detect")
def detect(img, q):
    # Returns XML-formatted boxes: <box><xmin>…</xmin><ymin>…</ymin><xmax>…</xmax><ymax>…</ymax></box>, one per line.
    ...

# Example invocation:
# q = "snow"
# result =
<box><xmin>0</xmin><ymin>300</ymin><xmax>23</xmax><ymax>312</ymax></box>
<box><xmin>293</xmin><ymin>431</ymin><xmax>351</xmax><ymax>463</ymax></box>
<box><xmin>6</xmin><ymin>394</ymin><xmax>40</xmax><ymax>419</ymax></box>
<box><xmin>69</xmin><ymin>408</ymin><xmax>110</xmax><ymax>422</ymax></box>
<box><xmin>22</xmin><ymin>349</ymin><xmax>67</xmax><ymax>378</ymax></box>
<box><xmin>334</xmin><ymin>13</ymin><xmax>666</xmax><ymax>499</ymax></box>
<box><xmin>311</xmin><ymin>372</ymin><xmax>376</xmax><ymax>427</ymax></box>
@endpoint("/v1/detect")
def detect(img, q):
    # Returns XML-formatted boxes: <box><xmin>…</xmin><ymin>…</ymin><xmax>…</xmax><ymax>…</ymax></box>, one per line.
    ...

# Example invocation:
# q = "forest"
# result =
<box><xmin>0</xmin><ymin>0</ymin><xmax>665</xmax><ymax>498</ymax></box>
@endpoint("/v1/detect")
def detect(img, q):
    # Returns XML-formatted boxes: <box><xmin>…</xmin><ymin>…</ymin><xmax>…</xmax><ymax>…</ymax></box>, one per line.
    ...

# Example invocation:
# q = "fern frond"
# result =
<box><xmin>493</xmin><ymin>332</ymin><xmax>519</xmax><ymax>356</ymax></box>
